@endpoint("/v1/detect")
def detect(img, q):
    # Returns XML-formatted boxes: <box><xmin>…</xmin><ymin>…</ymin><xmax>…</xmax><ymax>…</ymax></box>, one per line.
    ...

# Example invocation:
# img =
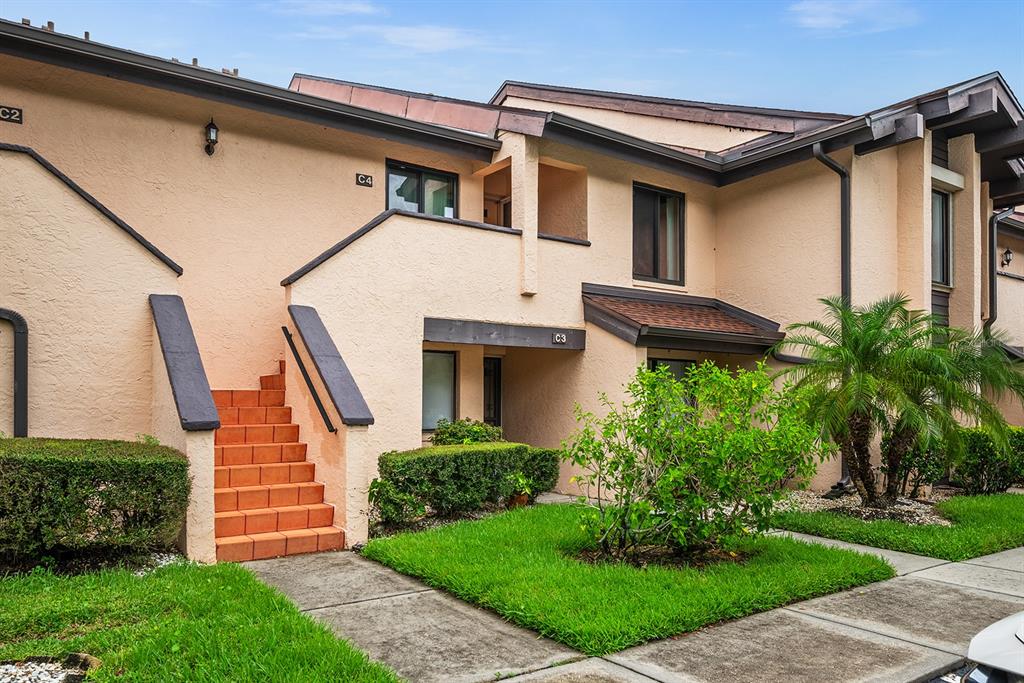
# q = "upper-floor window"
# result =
<box><xmin>387</xmin><ymin>160</ymin><xmax>458</xmax><ymax>218</ymax></box>
<box><xmin>931</xmin><ymin>190</ymin><xmax>952</xmax><ymax>286</ymax></box>
<box><xmin>633</xmin><ymin>183</ymin><xmax>684</xmax><ymax>285</ymax></box>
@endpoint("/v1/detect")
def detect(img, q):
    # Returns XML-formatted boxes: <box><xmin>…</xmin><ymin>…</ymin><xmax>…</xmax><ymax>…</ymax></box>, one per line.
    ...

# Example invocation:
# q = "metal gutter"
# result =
<box><xmin>985</xmin><ymin>207</ymin><xmax>1017</xmax><ymax>335</ymax></box>
<box><xmin>812</xmin><ymin>143</ymin><xmax>852</xmax><ymax>305</ymax></box>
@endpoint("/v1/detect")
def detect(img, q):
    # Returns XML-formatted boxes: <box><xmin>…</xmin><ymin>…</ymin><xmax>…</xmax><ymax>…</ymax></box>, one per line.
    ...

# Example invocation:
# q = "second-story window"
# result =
<box><xmin>387</xmin><ymin>160</ymin><xmax>458</xmax><ymax>218</ymax></box>
<box><xmin>633</xmin><ymin>183</ymin><xmax>685</xmax><ymax>285</ymax></box>
<box><xmin>931</xmin><ymin>190</ymin><xmax>952</xmax><ymax>286</ymax></box>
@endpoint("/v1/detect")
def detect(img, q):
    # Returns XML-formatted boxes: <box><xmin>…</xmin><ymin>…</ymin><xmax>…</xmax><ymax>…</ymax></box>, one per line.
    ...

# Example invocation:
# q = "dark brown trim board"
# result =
<box><xmin>1</xmin><ymin>142</ymin><xmax>183</xmax><ymax>275</ymax></box>
<box><xmin>149</xmin><ymin>294</ymin><xmax>220</xmax><ymax>431</ymax></box>
<box><xmin>0</xmin><ymin>308</ymin><xmax>28</xmax><ymax>437</ymax></box>
<box><xmin>423</xmin><ymin>318</ymin><xmax>586</xmax><ymax>350</ymax></box>
<box><xmin>288</xmin><ymin>305</ymin><xmax>373</xmax><ymax>426</ymax></box>
<box><xmin>281</xmin><ymin>210</ymin><xmax>522</xmax><ymax>286</ymax></box>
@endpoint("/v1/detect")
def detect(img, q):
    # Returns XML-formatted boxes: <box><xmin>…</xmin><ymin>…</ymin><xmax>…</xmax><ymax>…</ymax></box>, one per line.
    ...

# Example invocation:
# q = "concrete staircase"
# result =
<box><xmin>212</xmin><ymin>360</ymin><xmax>343</xmax><ymax>562</ymax></box>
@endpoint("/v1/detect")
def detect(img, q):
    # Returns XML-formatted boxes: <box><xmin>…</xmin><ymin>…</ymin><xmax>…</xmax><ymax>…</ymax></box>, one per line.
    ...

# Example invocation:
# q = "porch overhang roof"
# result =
<box><xmin>582</xmin><ymin>283</ymin><xmax>784</xmax><ymax>355</ymax></box>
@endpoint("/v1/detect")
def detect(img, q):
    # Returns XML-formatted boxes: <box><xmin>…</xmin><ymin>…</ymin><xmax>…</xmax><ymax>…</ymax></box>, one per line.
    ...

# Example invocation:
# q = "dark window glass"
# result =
<box><xmin>633</xmin><ymin>184</ymin><xmax>684</xmax><ymax>284</ymax></box>
<box><xmin>387</xmin><ymin>161</ymin><xmax>457</xmax><ymax>218</ymax></box>
<box><xmin>483</xmin><ymin>357</ymin><xmax>501</xmax><ymax>427</ymax></box>
<box><xmin>648</xmin><ymin>358</ymin><xmax>694</xmax><ymax>380</ymax></box>
<box><xmin>422</xmin><ymin>351</ymin><xmax>456</xmax><ymax>430</ymax></box>
<box><xmin>931</xmin><ymin>190</ymin><xmax>951</xmax><ymax>285</ymax></box>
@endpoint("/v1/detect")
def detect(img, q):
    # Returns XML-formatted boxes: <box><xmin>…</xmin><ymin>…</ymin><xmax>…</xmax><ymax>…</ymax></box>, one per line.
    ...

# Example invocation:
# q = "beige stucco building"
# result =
<box><xmin>2</xmin><ymin>20</ymin><xmax>1024</xmax><ymax>562</ymax></box>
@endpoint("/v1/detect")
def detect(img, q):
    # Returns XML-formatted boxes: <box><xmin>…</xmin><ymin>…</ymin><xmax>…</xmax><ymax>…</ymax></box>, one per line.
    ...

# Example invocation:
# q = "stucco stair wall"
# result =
<box><xmin>211</xmin><ymin>361</ymin><xmax>344</xmax><ymax>562</ymax></box>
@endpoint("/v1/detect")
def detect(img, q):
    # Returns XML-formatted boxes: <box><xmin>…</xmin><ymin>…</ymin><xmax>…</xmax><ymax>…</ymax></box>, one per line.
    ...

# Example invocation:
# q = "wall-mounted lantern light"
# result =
<box><xmin>204</xmin><ymin>119</ymin><xmax>219</xmax><ymax>156</ymax></box>
<box><xmin>1002</xmin><ymin>248</ymin><xmax>1014</xmax><ymax>269</ymax></box>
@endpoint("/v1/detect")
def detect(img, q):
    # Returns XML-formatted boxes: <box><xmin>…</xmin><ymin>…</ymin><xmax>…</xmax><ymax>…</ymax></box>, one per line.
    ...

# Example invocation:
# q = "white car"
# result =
<box><xmin>962</xmin><ymin>612</ymin><xmax>1024</xmax><ymax>682</ymax></box>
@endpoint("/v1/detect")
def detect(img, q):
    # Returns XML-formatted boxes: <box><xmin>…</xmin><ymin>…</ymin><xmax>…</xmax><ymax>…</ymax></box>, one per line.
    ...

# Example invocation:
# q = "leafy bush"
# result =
<box><xmin>430</xmin><ymin>418</ymin><xmax>504</xmax><ymax>445</ymax></box>
<box><xmin>564</xmin><ymin>362</ymin><xmax>827</xmax><ymax>562</ymax></box>
<box><xmin>370</xmin><ymin>443</ymin><xmax>558</xmax><ymax>524</ymax></box>
<box><xmin>0</xmin><ymin>438</ymin><xmax>190</xmax><ymax>566</ymax></box>
<box><xmin>881</xmin><ymin>433</ymin><xmax>945</xmax><ymax>499</ymax></box>
<box><xmin>952</xmin><ymin>427</ymin><xmax>1024</xmax><ymax>494</ymax></box>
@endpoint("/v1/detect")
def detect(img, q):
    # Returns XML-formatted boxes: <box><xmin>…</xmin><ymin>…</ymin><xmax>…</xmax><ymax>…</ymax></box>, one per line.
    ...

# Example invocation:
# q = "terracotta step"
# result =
<box><xmin>216</xmin><ymin>526</ymin><xmax>344</xmax><ymax>562</ymax></box>
<box><xmin>214</xmin><ymin>423</ymin><xmax>300</xmax><ymax>445</ymax></box>
<box><xmin>214</xmin><ymin>503</ymin><xmax>335</xmax><ymax>537</ymax></box>
<box><xmin>260</xmin><ymin>373</ymin><xmax>285</xmax><ymax>390</ymax></box>
<box><xmin>218</xmin><ymin>406</ymin><xmax>292</xmax><ymax>426</ymax></box>
<box><xmin>214</xmin><ymin>461</ymin><xmax>316</xmax><ymax>488</ymax></box>
<box><xmin>212</xmin><ymin>389</ymin><xmax>286</xmax><ymax>409</ymax></box>
<box><xmin>215</xmin><ymin>442</ymin><xmax>307</xmax><ymax>466</ymax></box>
<box><xmin>215</xmin><ymin>482</ymin><xmax>325</xmax><ymax>512</ymax></box>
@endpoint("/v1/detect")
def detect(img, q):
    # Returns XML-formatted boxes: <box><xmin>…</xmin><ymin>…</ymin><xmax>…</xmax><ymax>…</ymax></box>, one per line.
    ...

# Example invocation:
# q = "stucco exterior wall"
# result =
<box><xmin>896</xmin><ymin>136</ymin><xmax>932</xmax><ymax>312</ymax></box>
<box><xmin>502</xmin><ymin>96</ymin><xmax>769</xmax><ymax>152</ymax></box>
<box><xmin>0</xmin><ymin>148</ymin><xmax>180</xmax><ymax>439</ymax></box>
<box><xmin>996</xmin><ymin>267</ymin><xmax>1024</xmax><ymax>347</ymax></box>
<box><xmin>0</xmin><ymin>55</ymin><xmax>486</xmax><ymax>390</ymax></box>
<box><xmin>948</xmin><ymin>134</ymin><xmax>983</xmax><ymax>331</ymax></box>
<box><xmin>715</xmin><ymin>156</ymin><xmax>844</xmax><ymax>328</ymax></box>
<box><xmin>851</xmin><ymin>148</ymin><xmax>901</xmax><ymax>304</ymax></box>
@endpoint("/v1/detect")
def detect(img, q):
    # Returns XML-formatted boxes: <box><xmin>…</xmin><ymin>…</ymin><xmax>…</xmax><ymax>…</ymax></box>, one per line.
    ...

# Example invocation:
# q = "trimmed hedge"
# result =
<box><xmin>953</xmin><ymin>427</ymin><xmax>1024</xmax><ymax>494</ymax></box>
<box><xmin>0</xmin><ymin>438</ymin><xmax>191</xmax><ymax>565</ymax></box>
<box><xmin>371</xmin><ymin>442</ymin><xmax>559</xmax><ymax>522</ymax></box>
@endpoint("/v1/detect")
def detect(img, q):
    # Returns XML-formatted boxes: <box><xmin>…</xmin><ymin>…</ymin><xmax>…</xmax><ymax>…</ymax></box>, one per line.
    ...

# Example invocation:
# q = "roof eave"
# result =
<box><xmin>0</xmin><ymin>20</ymin><xmax>501</xmax><ymax>160</ymax></box>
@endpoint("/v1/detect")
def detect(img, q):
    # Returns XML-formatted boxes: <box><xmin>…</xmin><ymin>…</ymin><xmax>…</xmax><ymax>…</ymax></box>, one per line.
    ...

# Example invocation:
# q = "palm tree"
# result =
<box><xmin>775</xmin><ymin>294</ymin><xmax>1024</xmax><ymax>508</ymax></box>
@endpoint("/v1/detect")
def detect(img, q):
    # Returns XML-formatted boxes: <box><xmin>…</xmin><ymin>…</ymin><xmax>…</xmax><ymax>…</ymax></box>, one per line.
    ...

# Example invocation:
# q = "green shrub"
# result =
<box><xmin>430</xmin><ymin>418</ymin><xmax>503</xmax><ymax>445</ymax></box>
<box><xmin>0</xmin><ymin>438</ymin><xmax>190</xmax><ymax>565</ymax></box>
<box><xmin>565</xmin><ymin>363</ymin><xmax>827</xmax><ymax>562</ymax></box>
<box><xmin>952</xmin><ymin>427</ymin><xmax>1024</xmax><ymax>494</ymax></box>
<box><xmin>371</xmin><ymin>443</ymin><xmax>558</xmax><ymax>521</ymax></box>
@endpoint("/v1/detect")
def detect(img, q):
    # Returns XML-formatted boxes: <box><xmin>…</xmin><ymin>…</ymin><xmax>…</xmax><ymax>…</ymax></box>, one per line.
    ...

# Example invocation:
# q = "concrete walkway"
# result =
<box><xmin>245</xmin><ymin>537</ymin><xmax>1024</xmax><ymax>683</ymax></box>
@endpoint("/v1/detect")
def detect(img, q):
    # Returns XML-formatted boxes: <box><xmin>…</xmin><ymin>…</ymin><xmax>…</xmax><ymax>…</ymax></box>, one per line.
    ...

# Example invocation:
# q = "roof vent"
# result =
<box><xmin>20</xmin><ymin>18</ymin><xmax>29</xmax><ymax>25</ymax></box>
<box><xmin>45</xmin><ymin>21</ymin><xmax>54</xmax><ymax>32</ymax></box>
<box><xmin>83</xmin><ymin>31</ymin><xmax>90</xmax><ymax>40</ymax></box>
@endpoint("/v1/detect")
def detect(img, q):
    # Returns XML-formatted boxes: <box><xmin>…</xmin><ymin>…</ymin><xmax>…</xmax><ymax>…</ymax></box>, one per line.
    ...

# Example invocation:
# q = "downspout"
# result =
<box><xmin>0</xmin><ymin>309</ymin><xmax>28</xmax><ymax>437</ymax></box>
<box><xmin>984</xmin><ymin>207</ymin><xmax>1015</xmax><ymax>336</ymax></box>
<box><xmin>812</xmin><ymin>143</ymin><xmax>852</xmax><ymax>490</ymax></box>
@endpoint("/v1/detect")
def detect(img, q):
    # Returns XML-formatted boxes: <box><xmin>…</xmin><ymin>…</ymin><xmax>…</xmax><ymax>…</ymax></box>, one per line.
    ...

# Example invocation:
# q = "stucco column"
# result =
<box><xmin>508</xmin><ymin>133</ymin><xmax>539</xmax><ymax>296</ymax></box>
<box><xmin>896</xmin><ymin>133</ymin><xmax>932</xmax><ymax>313</ymax></box>
<box><xmin>980</xmin><ymin>183</ymin><xmax>994</xmax><ymax>323</ymax></box>
<box><xmin>949</xmin><ymin>133</ymin><xmax>982</xmax><ymax>331</ymax></box>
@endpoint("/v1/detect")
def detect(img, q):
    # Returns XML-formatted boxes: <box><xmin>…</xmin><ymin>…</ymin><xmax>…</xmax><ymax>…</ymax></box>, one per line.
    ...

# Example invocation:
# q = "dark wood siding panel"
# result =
<box><xmin>932</xmin><ymin>288</ymin><xmax>950</xmax><ymax>327</ymax></box>
<box><xmin>932</xmin><ymin>129</ymin><xmax>949</xmax><ymax>169</ymax></box>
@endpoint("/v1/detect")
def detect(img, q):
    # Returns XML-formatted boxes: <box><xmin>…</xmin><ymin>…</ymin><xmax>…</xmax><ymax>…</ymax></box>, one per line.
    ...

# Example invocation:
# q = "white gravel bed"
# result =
<box><xmin>777</xmin><ymin>489</ymin><xmax>953</xmax><ymax>526</ymax></box>
<box><xmin>0</xmin><ymin>660</ymin><xmax>76</xmax><ymax>683</ymax></box>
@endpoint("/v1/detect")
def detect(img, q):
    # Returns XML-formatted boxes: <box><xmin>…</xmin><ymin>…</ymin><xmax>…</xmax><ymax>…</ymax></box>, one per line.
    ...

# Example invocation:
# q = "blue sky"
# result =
<box><xmin>2</xmin><ymin>0</ymin><xmax>1022</xmax><ymax>114</ymax></box>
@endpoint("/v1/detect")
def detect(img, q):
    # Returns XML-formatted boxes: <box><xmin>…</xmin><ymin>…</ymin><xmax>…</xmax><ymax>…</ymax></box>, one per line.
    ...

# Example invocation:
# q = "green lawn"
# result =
<box><xmin>362</xmin><ymin>503</ymin><xmax>893</xmax><ymax>655</ymax></box>
<box><xmin>773</xmin><ymin>493</ymin><xmax>1024</xmax><ymax>561</ymax></box>
<box><xmin>0</xmin><ymin>562</ymin><xmax>397</xmax><ymax>682</ymax></box>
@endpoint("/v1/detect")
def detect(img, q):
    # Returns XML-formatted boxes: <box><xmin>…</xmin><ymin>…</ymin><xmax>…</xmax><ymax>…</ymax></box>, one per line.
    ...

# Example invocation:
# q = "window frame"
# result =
<box><xmin>483</xmin><ymin>356</ymin><xmax>502</xmax><ymax>427</ymax></box>
<box><xmin>421</xmin><ymin>350</ymin><xmax>457</xmax><ymax>432</ymax></box>
<box><xmin>632</xmin><ymin>181</ymin><xmax>686</xmax><ymax>286</ymax></box>
<box><xmin>931</xmin><ymin>189</ymin><xmax>953</xmax><ymax>287</ymax></box>
<box><xmin>386</xmin><ymin>159</ymin><xmax>459</xmax><ymax>219</ymax></box>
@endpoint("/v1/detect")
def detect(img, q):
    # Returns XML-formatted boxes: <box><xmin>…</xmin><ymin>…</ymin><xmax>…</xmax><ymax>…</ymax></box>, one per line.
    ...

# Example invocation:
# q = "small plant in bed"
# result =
<box><xmin>564</xmin><ymin>362</ymin><xmax>829</xmax><ymax>565</ymax></box>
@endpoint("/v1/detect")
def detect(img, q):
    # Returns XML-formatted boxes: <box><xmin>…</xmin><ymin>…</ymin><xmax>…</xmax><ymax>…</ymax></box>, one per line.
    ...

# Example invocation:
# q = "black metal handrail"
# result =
<box><xmin>282</xmin><ymin>326</ymin><xmax>337</xmax><ymax>433</ymax></box>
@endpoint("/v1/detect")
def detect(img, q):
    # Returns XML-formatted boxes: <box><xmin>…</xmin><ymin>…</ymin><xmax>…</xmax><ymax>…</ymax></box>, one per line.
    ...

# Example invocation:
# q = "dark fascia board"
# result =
<box><xmin>1001</xmin><ymin>342</ymin><xmax>1024</xmax><ymax>362</ymax></box>
<box><xmin>149</xmin><ymin>294</ymin><xmax>220</xmax><ymax>431</ymax></box>
<box><xmin>423</xmin><ymin>318</ymin><xmax>585</xmax><ymax>350</ymax></box>
<box><xmin>1</xmin><ymin>142</ymin><xmax>182</xmax><ymax>275</ymax></box>
<box><xmin>541</xmin><ymin>112</ymin><xmax>722</xmax><ymax>186</ymax></box>
<box><xmin>998</xmin><ymin>271</ymin><xmax>1024</xmax><ymax>283</ymax></box>
<box><xmin>490</xmin><ymin>80</ymin><xmax>851</xmax><ymax>124</ymax></box>
<box><xmin>537</xmin><ymin>232</ymin><xmax>591</xmax><ymax>247</ymax></box>
<box><xmin>991</xmin><ymin>177</ymin><xmax>1024</xmax><ymax>210</ymax></box>
<box><xmin>999</xmin><ymin>215</ymin><xmax>1024</xmax><ymax>238</ymax></box>
<box><xmin>0</xmin><ymin>21</ymin><xmax>501</xmax><ymax>161</ymax></box>
<box><xmin>581</xmin><ymin>283</ymin><xmax>783</xmax><ymax>332</ymax></box>
<box><xmin>288</xmin><ymin>305</ymin><xmax>373</xmax><ymax>426</ymax></box>
<box><xmin>281</xmin><ymin>209</ymin><xmax>522</xmax><ymax>286</ymax></box>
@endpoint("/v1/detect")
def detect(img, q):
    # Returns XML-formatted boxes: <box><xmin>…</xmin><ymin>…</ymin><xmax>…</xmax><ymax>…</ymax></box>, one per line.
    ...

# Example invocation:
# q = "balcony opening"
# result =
<box><xmin>539</xmin><ymin>159</ymin><xmax>587</xmax><ymax>242</ymax></box>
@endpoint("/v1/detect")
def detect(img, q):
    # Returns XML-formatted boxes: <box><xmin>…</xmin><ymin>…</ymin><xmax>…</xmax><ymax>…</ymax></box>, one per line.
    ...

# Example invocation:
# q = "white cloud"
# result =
<box><xmin>292</xmin><ymin>24</ymin><xmax>485</xmax><ymax>53</ymax></box>
<box><xmin>275</xmin><ymin>1</ymin><xmax>382</xmax><ymax>16</ymax></box>
<box><xmin>788</xmin><ymin>0</ymin><xmax>921</xmax><ymax>33</ymax></box>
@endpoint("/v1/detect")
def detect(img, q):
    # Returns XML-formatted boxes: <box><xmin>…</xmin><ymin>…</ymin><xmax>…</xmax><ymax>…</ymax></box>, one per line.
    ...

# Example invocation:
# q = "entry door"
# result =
<box><xmin>483</xmin><ymin>357</ymin><xmax>502</xmax><ymax>426</ymax></box>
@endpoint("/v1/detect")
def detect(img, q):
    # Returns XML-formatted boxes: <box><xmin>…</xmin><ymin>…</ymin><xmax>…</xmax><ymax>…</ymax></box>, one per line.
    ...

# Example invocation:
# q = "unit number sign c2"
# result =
<box><xmin>0</xmin><ymin>105</ymin><xmax>23</xmax><ymax>124</ymax></box>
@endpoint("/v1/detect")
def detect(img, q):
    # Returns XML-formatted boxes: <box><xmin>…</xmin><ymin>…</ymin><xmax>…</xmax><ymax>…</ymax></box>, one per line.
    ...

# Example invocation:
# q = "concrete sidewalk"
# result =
<box><xmin>246</xmin><ymin>538</ymin><xmax>1023</xmax><ymax>683</ymax></box>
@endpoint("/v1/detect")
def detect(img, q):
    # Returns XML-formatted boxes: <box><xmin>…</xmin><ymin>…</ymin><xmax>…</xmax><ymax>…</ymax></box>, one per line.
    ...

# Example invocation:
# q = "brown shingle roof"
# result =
<box><xmin>585</xmin><ymin>295</ymin><xmax>762</xmax><ymax>336</ymax></box>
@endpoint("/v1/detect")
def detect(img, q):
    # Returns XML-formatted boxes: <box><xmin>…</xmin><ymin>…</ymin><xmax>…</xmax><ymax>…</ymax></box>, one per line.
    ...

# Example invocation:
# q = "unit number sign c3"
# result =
<box><xmin>551</xmin><ymin>332</ymin><xmax>568</xmax><ymax>345</ymax></box>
